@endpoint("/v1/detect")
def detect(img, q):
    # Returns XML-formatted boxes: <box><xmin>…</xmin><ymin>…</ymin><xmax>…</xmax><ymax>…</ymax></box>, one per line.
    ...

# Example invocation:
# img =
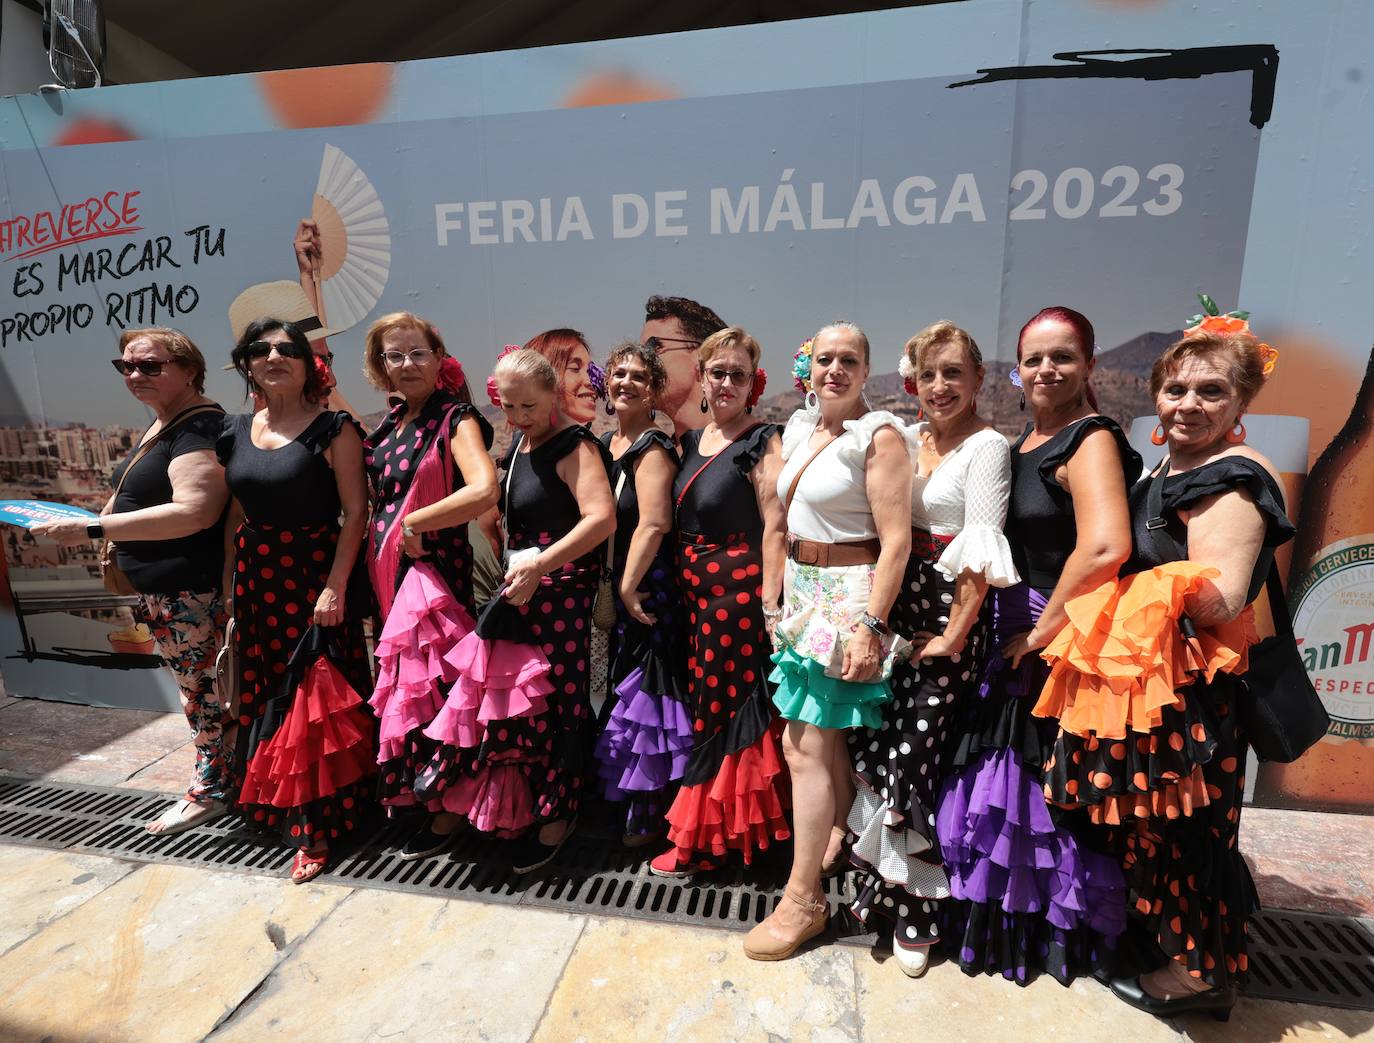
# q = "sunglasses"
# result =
<box><xmin>243</xmin><ymin>340</ymin><xmax>309</xmax><ymax>362</ymax></box>
<box><xmin>111</xmin><ymin>358</ymin><xmax>180</xmax><ymax>377</ymax></box>
<box><xmin>642</xmin><ymin>336</ymin><xmax>699</xmax><ymax>355</ymax></box>
<box><xmin>706</xmin><ymin>367</ymin><xmax>753</xmax><ymax>387</ymax></box>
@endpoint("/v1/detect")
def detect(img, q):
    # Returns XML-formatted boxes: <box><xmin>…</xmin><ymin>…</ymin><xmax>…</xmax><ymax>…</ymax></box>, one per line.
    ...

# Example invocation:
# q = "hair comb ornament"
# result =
<box><xmin>1184</xmin><ymin>293</ymin><xmax>1278</xmax><ymax>376</ymax></box>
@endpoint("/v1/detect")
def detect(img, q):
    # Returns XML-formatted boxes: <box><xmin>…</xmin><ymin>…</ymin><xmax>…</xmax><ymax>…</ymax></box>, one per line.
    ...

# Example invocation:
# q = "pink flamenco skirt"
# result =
<box><xmin>413</xmin><ymin>596</ymin><xmax>555</xmax><ymax>836</ymax></box>
<box><xmin>369</xmin><ymin>562</ymin><xmax>474</xmax><ymax>807</ymax></box>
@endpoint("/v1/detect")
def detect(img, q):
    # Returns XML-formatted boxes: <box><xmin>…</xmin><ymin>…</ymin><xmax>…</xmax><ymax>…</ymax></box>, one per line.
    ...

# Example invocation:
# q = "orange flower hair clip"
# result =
<box><xmin>1184</xmin><ymin>293</ymin><xmax>1278</xmax><ymax>377</ymax></box>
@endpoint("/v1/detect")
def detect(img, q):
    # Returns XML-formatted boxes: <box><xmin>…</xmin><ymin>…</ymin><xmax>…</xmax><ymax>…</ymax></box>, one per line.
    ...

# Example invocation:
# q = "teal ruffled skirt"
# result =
<box><xmin>770</xmin><ymin>645</ymin><xmax>891</xmax><ymax>729</ymax></box>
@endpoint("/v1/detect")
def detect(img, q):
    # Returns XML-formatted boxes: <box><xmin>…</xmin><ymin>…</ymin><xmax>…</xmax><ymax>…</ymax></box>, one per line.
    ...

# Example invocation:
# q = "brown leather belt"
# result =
<box><xmin>786</xmin><ymin>534</ymin><xmax>881</xmax><ymax>567</ymax></box>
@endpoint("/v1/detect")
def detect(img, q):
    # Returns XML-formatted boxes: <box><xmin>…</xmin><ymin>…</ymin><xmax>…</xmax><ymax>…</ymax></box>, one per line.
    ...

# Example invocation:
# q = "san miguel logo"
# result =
<box><xmin>1292</xmin><ymin>536</ymin><xmax>1374</xmax><ymax>737</ymax></box>
<box><xmin>0</xmin><ymin>191</ymin><xmax>143</xmax><ymax>261</ymax></box>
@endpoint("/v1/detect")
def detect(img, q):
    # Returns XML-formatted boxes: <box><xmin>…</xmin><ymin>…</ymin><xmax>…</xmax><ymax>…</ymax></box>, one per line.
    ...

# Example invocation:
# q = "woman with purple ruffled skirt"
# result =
<box><xmin>592</xmin><ymin>342</ymin><xmax>694</xmax><ymax>843</ymax></box>
<box><xmin>935</xmin><ymin>307</ymin><xmax>1140</xmax><ymax>985</ymax></box>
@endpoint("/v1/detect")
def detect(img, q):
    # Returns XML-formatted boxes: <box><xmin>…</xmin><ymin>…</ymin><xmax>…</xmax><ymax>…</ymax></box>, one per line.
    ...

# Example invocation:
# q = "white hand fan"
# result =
<box><xmin>310</xmin><ymin>144</ymin><xmax>391</xmax><ymax>334</ymax></box>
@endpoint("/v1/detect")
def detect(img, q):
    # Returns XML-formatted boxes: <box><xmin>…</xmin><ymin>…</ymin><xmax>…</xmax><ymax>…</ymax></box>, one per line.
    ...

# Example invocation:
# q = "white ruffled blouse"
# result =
<box><xmin>910</xmin><ymin>423</ymin><xmax>1019</xmax><ymax>586</ymax></box>
<box><xmin>777</xmin><ymin>409</ymin><xmax>911</xmax><ymax>543</ymax></box>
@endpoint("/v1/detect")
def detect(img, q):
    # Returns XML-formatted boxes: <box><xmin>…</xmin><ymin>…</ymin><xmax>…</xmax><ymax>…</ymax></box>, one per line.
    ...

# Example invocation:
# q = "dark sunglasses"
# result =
<box><xmin>243</xmin><ymin>339</ymin><xmax>309</xmax><ymax>362</ymax></box>
<box><xmin>111</xmin><ymin>358</ymin><xmax>179</xmax><ymax>377</ymax></box>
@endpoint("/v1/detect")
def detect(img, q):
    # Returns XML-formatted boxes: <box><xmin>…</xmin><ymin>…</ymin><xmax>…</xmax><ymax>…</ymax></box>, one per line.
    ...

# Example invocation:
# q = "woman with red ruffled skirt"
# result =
<box><xmin>219</xmin><ymin>317</ymin><xmax>376</xmax><ymax>884</ymax></box>
<box><xmin>649</xmin><ymin>327</ymin><xmax>792</xmax><ymax>878</ymax></box>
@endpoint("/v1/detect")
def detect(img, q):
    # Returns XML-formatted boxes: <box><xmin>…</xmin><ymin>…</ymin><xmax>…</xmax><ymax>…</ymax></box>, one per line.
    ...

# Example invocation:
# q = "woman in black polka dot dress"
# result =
<box><xmin>846</xmin><ymin>323</ymin><xmax>1017</xmax><ymax>975</ymax></box>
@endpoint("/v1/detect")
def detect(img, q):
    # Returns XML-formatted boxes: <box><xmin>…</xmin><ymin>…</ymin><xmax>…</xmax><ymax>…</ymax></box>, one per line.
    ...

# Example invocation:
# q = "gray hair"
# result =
<box><xmin>814</xmin><ymin>321</ymin><xmax>870</xmax><ymax>364</ymax></box>
<box><xmin>494</xmin><ymin>347</ymin><xmax>557</xmax><ymax>392</ymax></box>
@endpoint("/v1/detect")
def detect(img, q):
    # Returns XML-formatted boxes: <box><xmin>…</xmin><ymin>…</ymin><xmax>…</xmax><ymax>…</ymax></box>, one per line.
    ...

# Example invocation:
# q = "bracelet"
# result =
<box><xmin>402</xmin><ymin>524</ymin><xmax>416</xmax><ymax>538</ymax></box>
<box><xmin>860</xmin><ymin>613</ymin><xmax>889</xmax><ymax>637</ymax></box>
<box><xmin>762</xmin><ymin>605</ymin><xmax>783</xmax><ymax>620</ymax></box>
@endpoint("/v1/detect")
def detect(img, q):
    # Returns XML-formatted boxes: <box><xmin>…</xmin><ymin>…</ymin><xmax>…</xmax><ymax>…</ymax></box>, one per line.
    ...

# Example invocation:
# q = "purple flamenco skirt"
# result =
<box><xmin>935</xmin><ymin>583</ymin><xmax>1125</xmax><ymax>986</ymax></box>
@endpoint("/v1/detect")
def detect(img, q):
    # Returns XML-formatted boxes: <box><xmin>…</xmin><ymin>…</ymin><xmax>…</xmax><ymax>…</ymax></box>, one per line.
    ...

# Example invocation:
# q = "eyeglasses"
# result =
<box><xmin>381</xmin><ymin>347</ymin><xmax>436</xmax><ymax>367</ymax></box>
<box><xmin>111</xmin><ymin>358</ymin><xmax>179</xmax><ymax>377</ymax></box>
<box><xmin>705</xmin><ymin>367</ymin><xmax>753</xmax><ymax>387</ymax></box>
<box><xmin>243</xmin><ymin>340</ymin><xmax>309</xmax><ymax>362</ymax></box>
<box><xmin>643</xmin><ymin>336</ymin><xmax>699</xmax><ymax>356</ymax></box>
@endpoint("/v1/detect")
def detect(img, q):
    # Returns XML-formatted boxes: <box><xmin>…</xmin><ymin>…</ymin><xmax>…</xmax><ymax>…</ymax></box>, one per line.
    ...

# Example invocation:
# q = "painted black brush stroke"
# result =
<box><xmin>950</xmin><ymin>46</ymin><xmax>1279</xmax><ymax>129</ymax></box>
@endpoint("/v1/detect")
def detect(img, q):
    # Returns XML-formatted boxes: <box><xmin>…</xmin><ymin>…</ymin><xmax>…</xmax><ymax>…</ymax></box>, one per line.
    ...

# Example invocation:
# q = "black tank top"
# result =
<box><xmin>1008</xmin><ymin>415</ymin><xmax>1142</xmax><ymax>595</ymax></box>
<box><xmin>501</xmin><ymin>424</ymin><xmax>611</xmax><ymax>563</ymax></box>
<box><xmin>602</xmin><ymin>428</ymin><xmax>679</xmax><ymax>576</ymax></box>
<box><xmin>218</xmin><ymin>411</ymin><xmax>360</xmax><ymax>528</ymax></box>
<box><xmin>674</xmin><ymin>424</ymin><xmax>778</xmax><ymax>540</ymax></box>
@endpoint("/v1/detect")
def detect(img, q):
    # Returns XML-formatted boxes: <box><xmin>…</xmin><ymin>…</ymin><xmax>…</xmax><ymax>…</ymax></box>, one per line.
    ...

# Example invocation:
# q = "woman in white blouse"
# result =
<box><xmin>845</xmin><ymin>321</ymin><xmax>1017</xmax><ymax>976</ymax></box>
<box><xmin>744</xmin><ymin>321</ymin><xmax>912</xmax><ymax>961</ymax></box>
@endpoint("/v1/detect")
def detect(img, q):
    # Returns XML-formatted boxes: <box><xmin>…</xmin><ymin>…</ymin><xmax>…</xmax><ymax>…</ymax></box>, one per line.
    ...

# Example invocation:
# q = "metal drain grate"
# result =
<box><xmin>4</xmin><ymin>775</ymin><xmax>1373</xmax><ymax>1011</ymax></box>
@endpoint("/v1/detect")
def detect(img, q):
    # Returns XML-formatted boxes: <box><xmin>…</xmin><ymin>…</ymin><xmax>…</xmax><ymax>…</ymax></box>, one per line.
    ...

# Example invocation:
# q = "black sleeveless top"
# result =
<box><xmin>1008</xmin><ymin>415</ymin><xmax>1142</xmax><ymax>595</ymax></box>
<box><xmin>501</xmin><ymin>424</ymin><xmax>611</xmax><ymax>561</ymax></box>
<box><xmin>1124</xmin><ymin>456</ymin><xmax>1296</xmax><ymax>605</ymax></box>
<box><xmin>601</xmin><ymin>428</ymin><xmax>680</xmax><ymax>577</ymax></box>
<box><xmin>218</xmin><ymin>410</ymin><xmax>361</xmax><ymax>528</ymax></box>
<box><xmin>674</xmin><ymin>424</ymin><xmax>778</xmax><ymax>541</ymax></box>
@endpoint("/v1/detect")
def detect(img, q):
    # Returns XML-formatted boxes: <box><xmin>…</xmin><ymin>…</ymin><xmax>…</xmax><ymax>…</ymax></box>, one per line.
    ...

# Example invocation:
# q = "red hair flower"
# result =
<box><xmin>485</xmin><ymin>343</ymin><xmax>522</xmax><ymax>407</ymax></box>
<box><xmin>437</xmin><ymin>355</ymin><xmax>466</xmax><ymax>393</ymax></box>
<box><xmin>746</xmin><ymin>367</ymin><xmax>767</xmax><ymax>409</ymax></box>
<box><xmin>312</xmin><ymin>353</ymin><xmax>334</xmax><ymax>390</ymax></box>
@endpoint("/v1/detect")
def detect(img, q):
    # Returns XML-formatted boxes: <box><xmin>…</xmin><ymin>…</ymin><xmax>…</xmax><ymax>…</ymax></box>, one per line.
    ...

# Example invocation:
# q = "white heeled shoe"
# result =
<box><xmin>893</xmin><ymin>940</ymin><xmax>930</xmax><ymax>978</ymax></box>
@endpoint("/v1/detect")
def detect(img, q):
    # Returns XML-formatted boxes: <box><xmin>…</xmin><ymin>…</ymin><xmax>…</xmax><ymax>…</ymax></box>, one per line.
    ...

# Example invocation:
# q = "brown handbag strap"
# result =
<box><xmin>783</xmin><ymin>432</ymin><xmax>838</xmax><ymax>515</ymax></box>
<box><xmin>111</xmin><ymin>403</ymin><xmax>224</xmax><ymax>503</ymax></box>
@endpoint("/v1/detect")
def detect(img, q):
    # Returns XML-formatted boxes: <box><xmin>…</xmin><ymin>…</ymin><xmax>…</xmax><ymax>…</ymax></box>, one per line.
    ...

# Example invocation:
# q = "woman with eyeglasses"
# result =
<box><xmin>218</xmin><ymin>317</ymin><xmax>375</xmax><ymax>884</ymax></box>
<box><xmin>34</xmin><ymin>328</ymin><xmax>229</xmax><ymax>836</ymax></box>
<box><xmin>591</xmin><ymin>341</ymin><xmax>692</xmax><ymax>846</ymax></box>
<box><xmin>649</xmin><ymin>327</ymin><xmax>792</xmax><ymax>879</ymax></box>
<box><xmin>359</xmin><ymin>312</ymin><xmax>498</xmax><ymax>860</ymax></box>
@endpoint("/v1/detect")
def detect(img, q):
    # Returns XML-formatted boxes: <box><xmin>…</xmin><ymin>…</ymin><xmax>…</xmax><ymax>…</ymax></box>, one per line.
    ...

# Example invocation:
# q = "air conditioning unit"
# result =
<box><xmin>42</xmin><ymin>0</ymin><xmax>104</xmax><ymax>89</ymax></box>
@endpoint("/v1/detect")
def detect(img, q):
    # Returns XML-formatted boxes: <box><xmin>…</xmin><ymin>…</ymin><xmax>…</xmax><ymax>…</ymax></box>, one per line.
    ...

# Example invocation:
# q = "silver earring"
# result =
<box><xmin>804</xmin><ymin>390</ymin><xmax>819</xmax><ymax>412</ymax></box>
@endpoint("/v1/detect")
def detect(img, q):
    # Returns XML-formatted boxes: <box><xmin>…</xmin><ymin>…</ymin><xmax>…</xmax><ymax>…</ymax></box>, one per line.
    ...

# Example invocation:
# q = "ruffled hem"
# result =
<box><xmin>665</xmin><ymin>724</ymin><xmax>791</xmax><ymax>864</ymax></box>
<box><xmin>850</xmin><ymin>872</ymin><xmax>944</xmax><ymax>945</ymax></box>
<box><xmin>937</xmin><ymin>524</ymin><xmax>1020</xmax><ymax>587</ymax></box>
<box><xmin>847</xmin><ymin>779</ymin><xmax>950</xmax><ymax>897</ymax></box>
<box><xmin>681</xmin><ymin>683</ymin><xmax>774</xmax><ymax>787</ymax></box>
<box><xmin>422</xmin><ymin>631</ymin><xmax>555</xmax><ymax>748</ymax></box>
<box><xmin>1032</xmin><ymin>562</ymin><xmax>1256</xmax><ymax>740</ymax></box>
<box><xmin>426</xmin><ymin>761</ymin><xmax>536</xmax><ymax>836</ymax></box>
<box><xmin>238</xmin><ymin>780</ymin><xmax>371</xmax><ymax>849</ymax></box>
<box><xmin>239</xmin><ymin>658</ymin><xmax>378</xmax><ymax>808</ymax></box>
<box><xmin>940</xmin><ymin>900</ymin><xmax>1118</xmax><ymax>987</ymax></box>
<box><xmin>769</xmin><ymin>645</ymin><xmax>890</xmax><ymax>729</ymax></box>
<box><xmin>595</xmin><ymin>666</ymin><xmax>695</xmax><ymax>798</ymax></box>
<box><xmin>935</xmin><ymin>747</ymin><xmax>1125</xmax><ymax>939</ymax></box>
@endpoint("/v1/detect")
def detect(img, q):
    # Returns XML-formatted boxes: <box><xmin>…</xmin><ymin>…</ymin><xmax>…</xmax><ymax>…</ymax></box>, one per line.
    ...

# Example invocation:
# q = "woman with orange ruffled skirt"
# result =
<box><xmin>1033</xmin><ymin>310</ymin><xmax>1293</xmax><ymax>1022</ymax></box>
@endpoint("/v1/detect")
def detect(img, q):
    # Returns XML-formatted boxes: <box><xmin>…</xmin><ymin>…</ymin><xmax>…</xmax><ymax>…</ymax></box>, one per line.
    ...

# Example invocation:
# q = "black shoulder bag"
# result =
<box><xmin>1146</xmin><ymin>461</ymin><xmax>1329</xmax><ymax>763</ymax></box>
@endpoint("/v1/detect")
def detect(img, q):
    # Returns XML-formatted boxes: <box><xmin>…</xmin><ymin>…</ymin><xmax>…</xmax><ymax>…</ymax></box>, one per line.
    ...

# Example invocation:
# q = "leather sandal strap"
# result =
<box><xmin>784</xmin><ymin>886</ymin><xmax>827</xmax><ymax>915</ymax></box>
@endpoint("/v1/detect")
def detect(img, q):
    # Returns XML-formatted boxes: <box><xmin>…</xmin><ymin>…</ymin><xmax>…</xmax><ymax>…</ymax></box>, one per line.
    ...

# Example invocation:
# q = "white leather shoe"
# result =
<box><xmin>893</xmin><ymin>940</ymin><xmax>930</xmax><ymax>978</ymax></box>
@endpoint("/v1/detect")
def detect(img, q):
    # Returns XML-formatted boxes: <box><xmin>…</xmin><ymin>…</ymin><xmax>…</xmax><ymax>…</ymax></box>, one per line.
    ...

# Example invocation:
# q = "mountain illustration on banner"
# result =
<box><xmin>310</xmin><ymin>144</ymin><xmax>392</xmax><ymax>333</ymax></box>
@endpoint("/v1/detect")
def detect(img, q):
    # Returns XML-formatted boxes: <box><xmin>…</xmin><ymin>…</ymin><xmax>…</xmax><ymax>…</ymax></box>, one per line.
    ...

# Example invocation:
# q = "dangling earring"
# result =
<box><xmin>1226</xmin><ymin>418</ymin><xmax>1247</xmax><ymax>444</ymax></box>
<box><xmin>1018</xmin><ymin>391</ymin><xmax>1025</xmax><ymax>411</ymax></box>
<box><xmin>648</xmin><ymin>405</ymin><xmax>656</xmax><ymax>421</ymax></box>
<box><xmin>745</xmin><ymin>404</ymin><xmax>753</xmax><ymax>414</ymax></box>
<box><xmin>700</xmin><ymin>396</ymin><xmax>709</xmax><ymax>414</ymax></box>
<box><xmin>1150</xmin><ymin>424</ymin><xmax>1167</xmax><ymax>446</ymax></box>
<box><xmin>604</xmin><ymin>397</ymin><xmax>615</xmax><ymax>416</ymax></box>
<box><xmin>916</xmin><ymin>404</ymin><xmax>925</xmax><ymax>422</ymax></box>
<box><xmin>804</xmin><ymin>390</ymin><xmax>819</xmax><ymax>413</ymax></box>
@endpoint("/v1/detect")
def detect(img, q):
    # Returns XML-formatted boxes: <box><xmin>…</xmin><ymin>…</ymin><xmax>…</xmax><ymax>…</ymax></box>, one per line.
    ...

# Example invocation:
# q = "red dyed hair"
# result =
<box><xmin>523</xmin><ymin>328</ymin><xmax>589</xmax><ymax>377</ymax></box>
<box><xmin>1017</xmin><ymin>306</ymin><xmax>1098</xmax><ymax>409</ymax></box>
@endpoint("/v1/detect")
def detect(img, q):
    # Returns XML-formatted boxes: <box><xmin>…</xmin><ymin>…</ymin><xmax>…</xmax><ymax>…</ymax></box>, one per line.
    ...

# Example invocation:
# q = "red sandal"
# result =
<box><xmin>290</xmin><ymin>847</ymin><xmax>328</xmax><ymax>885</ymax></box>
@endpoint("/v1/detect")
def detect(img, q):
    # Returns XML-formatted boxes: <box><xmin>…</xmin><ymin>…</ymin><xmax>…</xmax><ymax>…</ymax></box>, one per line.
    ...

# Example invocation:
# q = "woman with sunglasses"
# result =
<box><xmin>34</xmin><ymin>328</ymin><xmax>229</xmax><ymax>836</ymax></box>
<box><xmin>649</xmin><ymin>327</ymin><xmax>791</xmax><ymax>879</ymax></box>
<box><xmin>219</xmin><ymin>317</ymin><xmax>374</xmax><ymax>884</ymax></box>
<box><xmin>360</xmin><ymin>312</ymin><xmax>498</xmax><ymax>859</ymax></box>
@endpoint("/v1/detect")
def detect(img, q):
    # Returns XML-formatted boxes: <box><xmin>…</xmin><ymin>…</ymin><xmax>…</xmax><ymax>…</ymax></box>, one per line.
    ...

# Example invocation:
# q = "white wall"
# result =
<box><xmin>0</xmin><ymin>0</ymin><xmax>54</xmax><ymax>97</ymax></box>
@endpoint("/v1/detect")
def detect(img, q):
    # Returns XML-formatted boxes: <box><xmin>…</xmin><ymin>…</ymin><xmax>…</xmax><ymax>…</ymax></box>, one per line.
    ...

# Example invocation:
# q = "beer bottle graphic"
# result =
<box><xmin>1262</xmin><ymin>344</ymin><xmax>1374</xmax><ymax>809</ymax></box>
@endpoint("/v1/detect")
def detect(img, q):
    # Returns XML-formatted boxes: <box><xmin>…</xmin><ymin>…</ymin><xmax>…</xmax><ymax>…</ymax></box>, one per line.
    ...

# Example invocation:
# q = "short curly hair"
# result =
<box><xmin>604</xmin><ymin>340</ymin><xmax>668</xmax><ymax>400</ymax></box>
<box><xmin>904</xmin><ymin>320</ymin><xmax>984</xmax><ymax>375</ymax></box>
<box><xmin>1150</xmin><ymin>330</ymin><xmax>1268</xmax><ymax>408</ymax></box>
<box><xmin>644</xmin><ymin>295</ymin><xmax>726</xmax><ymax>346</ymax></box>
<box><xmin>362</xmin><ymin>311</ymin><xmax>445</xmax><ymax>391</ymax></box>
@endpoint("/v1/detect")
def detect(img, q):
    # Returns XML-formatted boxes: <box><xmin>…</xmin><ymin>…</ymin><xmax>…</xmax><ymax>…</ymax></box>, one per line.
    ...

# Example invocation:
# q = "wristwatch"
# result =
<box><xmin>860</xmin><ymin>613</ymin><xmax>889</xmax><ymax>637</ymax></box>
<box><xmin>86</xmin><ymin>521</ymin><xmax>104</xmax><ymax>539</ymax></box>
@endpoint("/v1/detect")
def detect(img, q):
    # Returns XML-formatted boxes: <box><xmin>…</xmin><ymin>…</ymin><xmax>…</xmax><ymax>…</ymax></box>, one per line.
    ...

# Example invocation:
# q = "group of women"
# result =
<box><xmin>34</xmin><ymin>299</ymin><xmax>1293</xmax><ymax>1023</ymax></box>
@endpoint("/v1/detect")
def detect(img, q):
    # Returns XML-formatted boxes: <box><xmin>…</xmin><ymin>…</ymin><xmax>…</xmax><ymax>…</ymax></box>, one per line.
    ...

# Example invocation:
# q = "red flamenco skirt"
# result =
<box><xmin>240</xmin><ymin>651</ymin><xmax>378</xmax><ymax>829</ymax></box>
<box><xmin>663</xmin><ymin>718</ymin><xmax>791</xmax><ymax>865</ymax></box>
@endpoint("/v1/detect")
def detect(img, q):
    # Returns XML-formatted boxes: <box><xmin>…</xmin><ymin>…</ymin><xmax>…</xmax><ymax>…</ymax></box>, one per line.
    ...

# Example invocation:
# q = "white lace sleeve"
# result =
<box><xmin>936</xmin><ymin>432</ymin><xmax>1019</xmax><ymax>586</ymax></box>
<box><xmin>779</xmin><ymin>409</ymin><xmax>814</xmax><ymax>462</ymax></box>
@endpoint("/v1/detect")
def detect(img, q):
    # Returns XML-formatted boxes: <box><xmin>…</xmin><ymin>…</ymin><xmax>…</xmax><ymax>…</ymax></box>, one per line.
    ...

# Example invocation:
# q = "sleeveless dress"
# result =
<box><xmin>935</xmin><ymin>415</ymin><xmax>1140</xmax><ymax>985</ymax></box>
<box><xmin>847</xmin><ymin>424</ymin><xmax>1017</xmax><ymax>949</ymax></box>
<box><xmin>1034</xmin><ymin>456</ymin><xmax>1293</xmax><ymax>989</ymax></box>
<box><xmin>593</xmin><ymin>429</ymin><xmax>693</xmax><ymax>836</ymax></box>
<box><xmin>770</xmin><ymin>410</ymin><xmax>911</xmax><ymax>729</ymax></box>
<box><xmin>218</xmin><ymin>410</ymin><xmax>375</xmax><ymax>849</ymax></box>
<box><xmin>364</xmin><ymin>392</ymin><xmax>493</xmax><ymax>810</ymax></box>
<box><xmin>662</xmin><ymin>424</ymin><xmax>791</xmax><ymax>866</ymax></box>
<box><xmin>414</xmin><ymin>424</ymin><xmax>609</xmax><ymax>833</ymax></box>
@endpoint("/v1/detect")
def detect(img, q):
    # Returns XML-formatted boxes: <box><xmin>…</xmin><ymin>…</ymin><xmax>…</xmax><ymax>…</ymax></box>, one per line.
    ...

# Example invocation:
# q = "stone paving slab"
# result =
<box><xmin>121</xmin><ymin>740</ymin><xmax>196</xmax><ymax>794</ymax></box>
<box><xmin>0</xmin><ymin>860</ymin><xmax>349</xmax><ymax>1043</ymax></box>
<box><xmin>0</xmin><ymin>843</ymin><xmax>136</xmax><ymax>957</ymax></box>
<box><xmin>209</xmin><ymin>889</ymin><xmax>587</xmax><ymax>1043</ymax></box>
<box><xmin>0</xmin><ymin>699</ymin><xmax>187</xmax><ymax>786</ymax></box>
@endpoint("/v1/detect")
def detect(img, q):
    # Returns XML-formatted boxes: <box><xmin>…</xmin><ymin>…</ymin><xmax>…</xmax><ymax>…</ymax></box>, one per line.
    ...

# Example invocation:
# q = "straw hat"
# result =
<box><xmin>227</xmin><ymin>280</ymin><xmax>345</xmax><ymax>343</ymax></box>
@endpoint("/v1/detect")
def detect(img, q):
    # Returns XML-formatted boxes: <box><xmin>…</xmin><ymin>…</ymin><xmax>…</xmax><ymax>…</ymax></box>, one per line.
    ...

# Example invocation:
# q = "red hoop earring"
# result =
<box><xmin>1225</xmin><ymin>419</ymin><xmax>1247</xmax><ymax>444</ymax></box>
<box><xmin>916</xmin><ymin>405</ymin><xmax>925</xmax><ymax>422</ymax></box>
<box><xmin>1150</xmin><ymin>424</ymin><xmax>1166</xmax><ymax>446</ymax></box>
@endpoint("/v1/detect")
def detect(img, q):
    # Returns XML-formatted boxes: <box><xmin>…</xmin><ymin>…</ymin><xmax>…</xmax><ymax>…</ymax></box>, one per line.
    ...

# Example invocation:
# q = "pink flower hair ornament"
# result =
<box><xmin>485</xmin><ymin>344</ymin><xmax>522</xmax><ymax>407</ymax></box>
<box><xmin>436</xmin><ymin>355</ymin><xmax>466</xmax><ymax>393</ymax></box>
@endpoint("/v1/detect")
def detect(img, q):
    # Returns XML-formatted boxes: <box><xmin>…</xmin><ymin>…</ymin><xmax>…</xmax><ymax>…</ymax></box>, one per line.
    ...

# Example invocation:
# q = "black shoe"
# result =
<box><xmin>510</xmin><ymin>821</ymin><xmax>577</xmax><ymax>875</ymax></box>
<box><xmin>1109</xmin><ymin>975</ymin><xmax>1236</xmax><ymax>1022</ymax></box>
<box><xmin>398</xmin><ymin>819</ymin><xmax>458</xmax><ymax>861</ymax></box>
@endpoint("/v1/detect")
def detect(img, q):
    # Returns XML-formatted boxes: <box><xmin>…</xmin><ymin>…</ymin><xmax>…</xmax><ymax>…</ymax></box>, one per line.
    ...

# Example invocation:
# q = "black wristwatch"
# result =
<box><xmin>860</xmin><ymin>613</ymin><xmax>889</xmax><ymax>637</ymax></box>
<box><xmin>86</xmin><ymin>521</ymin><xmax>104</xmax><ymax>540</ymax></box>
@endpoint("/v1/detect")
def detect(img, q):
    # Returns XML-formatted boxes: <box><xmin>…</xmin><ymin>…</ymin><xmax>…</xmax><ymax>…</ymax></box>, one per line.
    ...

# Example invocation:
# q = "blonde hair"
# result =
<box><xmin>494</xmin><ymin>348</ymin><xmax>558</xmax><ymax>393</ymax></box>
<box><xmin>814</xmin><ymin>321</ymin><xmax>870</xmax><ymax>364</ymax></box>
<box><xmin>119</xmin><ymin>327</ymin><xmax>206</xmax><ymax>392</ymax></box>
<box><xmin>362</xmin><ymin>312</ymin><xmax>446</xmax><ymax>391</ymax></box>
<box><xmin>697</xmin><ymin>326</ymin><xmax>761</xmax><ymax>371</ymax></box>
<box><xmin>904</xmin><ymin>320</ymin><xmax>984</xmax><ymax>375</ymax></box>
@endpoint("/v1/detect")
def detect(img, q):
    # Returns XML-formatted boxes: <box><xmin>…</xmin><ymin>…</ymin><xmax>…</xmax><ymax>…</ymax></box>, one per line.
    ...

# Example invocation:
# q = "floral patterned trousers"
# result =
<box><xmin>137</xmin><ymin>590</ymin><xmax>231</xmax><ymax>803</ymax></box>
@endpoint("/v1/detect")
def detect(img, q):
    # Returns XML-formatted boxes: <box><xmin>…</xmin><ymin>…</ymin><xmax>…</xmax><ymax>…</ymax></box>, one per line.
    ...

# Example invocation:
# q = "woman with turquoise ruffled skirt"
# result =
<box><xmin>743</xmin><ymin>321</ymin><xmax>913</xmax><ymax>962</ymax></box>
